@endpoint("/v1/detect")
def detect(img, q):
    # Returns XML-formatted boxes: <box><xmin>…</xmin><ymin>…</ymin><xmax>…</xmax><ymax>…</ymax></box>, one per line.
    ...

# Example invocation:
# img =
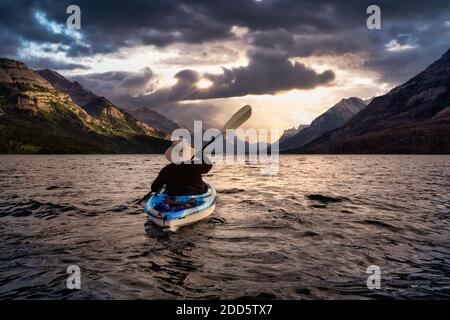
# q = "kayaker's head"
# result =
<box><xmin>165</xmin><ymin>139</ymin><xmax>196</xmax><ymax>164</ymax></box>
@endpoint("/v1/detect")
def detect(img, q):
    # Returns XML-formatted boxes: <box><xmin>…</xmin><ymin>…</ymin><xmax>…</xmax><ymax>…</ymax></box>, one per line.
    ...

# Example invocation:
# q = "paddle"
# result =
<box><xmin>136</xmin><ymin>105</ymin><xmax>252</xmax><ymax>205</ymax></box>
<box><xmin>136</xmin><ymin>191</ymin><xmax>154</xmax><ymax>205</ymax></box>
<box><xmin>192</xmin><ymin>104</ymin><xmax>252</xmax><ymax>160</ymax></box>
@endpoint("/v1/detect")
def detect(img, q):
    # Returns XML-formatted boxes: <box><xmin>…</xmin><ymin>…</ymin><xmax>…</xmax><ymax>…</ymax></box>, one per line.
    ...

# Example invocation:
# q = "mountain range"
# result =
<box><xmin>1</xmin><ymin>47</ymin><xmax>449</xmax><ymax>154</ymax></box>
<box><xmin>36</xmin><ymin>69</ymin><xmax>181</xmax><ymax>134</ymax></box>
<box><xmin>36</xmin><ymin>69</ymin><xmax>175</xmax><ymax>138</ymax></box>
<box><xmin>279</xmin><ymin>124</ymin><xmax>309</xmax><ymax>144</ymax></box>
<box><xmin>280</xmin><ymin>97</ymin><xmax>368</xmax><ymax>150</ymax></box>
<box><xmin>294</xmin><ymin>48</ymin><xmax>450</xmax><ymax>154</ymax></box>
<box><xmin>128</xmin><ymin>107</ymin><xmax>181</xmax><ymax>133</ymax></box>
<box><xmin>0</xmin><ymin>58</ymin><xmax>170</xmax><ymax>153</ymax></box>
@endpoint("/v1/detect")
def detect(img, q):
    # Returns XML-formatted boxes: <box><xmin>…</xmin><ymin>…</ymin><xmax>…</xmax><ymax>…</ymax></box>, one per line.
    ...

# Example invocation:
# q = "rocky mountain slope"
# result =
<box><xmin>36</xmin><ymin>69</ymin><xmax>97</xmax><ymax>106</ymax></box>
<box><xmin>297</xmin><ymin>48</ymin><xmax>450</xmax><ymax>154</ymax></box>
<box><xmin>37</xmin><ymin>69</ymin><xmax>166</xmax><ymax>138</ymax></box>
<box><xmin>280</xmin><ymin>97</ymin><xmax>367</xmax><ymax>150</ymax></box>
<box><xmin>279</xmin><ymin>124</ymin><xmax>309</xmax><ymax>144</ymax></box>
<box><xmin>0</xmin><ymin>58</ymin><xmax>169</xmax><ymax>153</ymax></box>
<box><xmin>129</xmin><ymin>107</ymin><xmax>181</xmax><ymax>134</ymax></box>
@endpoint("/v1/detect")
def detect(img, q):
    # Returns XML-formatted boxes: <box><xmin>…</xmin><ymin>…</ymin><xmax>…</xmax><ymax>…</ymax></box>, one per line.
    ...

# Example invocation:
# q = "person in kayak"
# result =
<box><xmin>151</xmin><ymin>139</ymin><xmax>212</xmax><ymax>197</ymax></box>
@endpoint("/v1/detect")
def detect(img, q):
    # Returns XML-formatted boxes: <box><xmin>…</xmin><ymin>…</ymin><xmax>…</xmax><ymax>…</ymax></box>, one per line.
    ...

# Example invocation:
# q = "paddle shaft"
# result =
<box><xmin>190</xmin><ymin>134</ymin><xmax>221</xmax><ymax>160</ymax></box>
<box><xmin>193</xmin><ymin>105</ymin><xmax>251</xmax><ymax>160</ymax></box>
<box><xmin>136</xmin><ymin>191</ymin><xmax>154</xmax><ymax>205</ymax></box>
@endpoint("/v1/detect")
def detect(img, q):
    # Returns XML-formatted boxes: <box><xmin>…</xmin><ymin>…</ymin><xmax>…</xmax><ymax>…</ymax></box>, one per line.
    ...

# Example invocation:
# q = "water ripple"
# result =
<box><xmin>0</xmin><ymin>154</ymin><xmax>449</xmax><ymax>299</ymax></box>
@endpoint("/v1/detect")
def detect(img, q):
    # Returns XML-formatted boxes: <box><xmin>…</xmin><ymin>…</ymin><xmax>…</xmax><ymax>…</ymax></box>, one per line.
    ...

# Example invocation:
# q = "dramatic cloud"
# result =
<box><xmin>159</xmin><ymin>45</ymin><xmax>240</xmax><ymax>67</ymax></box>
<box><xmin>249</xmin><ymin>29</ymin><xmax>368</xmax><ymax>58</ymax></box>
<box><xmin>135</xmin><ymin>51</ymin><xmax>334</xmax><ymax>104</ymax></box>
<box><xmin>71</xmin><ymin>68</ymin><xmax>155</xmax><ymax>104</ymax></box>
<box><xmin>202</xmin><ymin>51</ymin><xmax>335</xmax><ymax>98</ymax></box>
<box><xmin>21</xmin><ymin>56</ymin><xmax>89</xmax><ymax>70</ymax></box>
<box><xmin>2</xmin><ymin>0</ymin><xmax>449</xmax><ymax>58</ymax></box>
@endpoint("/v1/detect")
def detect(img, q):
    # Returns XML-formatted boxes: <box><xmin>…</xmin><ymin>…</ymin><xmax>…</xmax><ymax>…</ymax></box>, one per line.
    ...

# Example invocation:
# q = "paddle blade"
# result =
<box><xmin>222</xmin><ymin>105</ymin><xmax>252</xmax><ymax>132</ymax></box>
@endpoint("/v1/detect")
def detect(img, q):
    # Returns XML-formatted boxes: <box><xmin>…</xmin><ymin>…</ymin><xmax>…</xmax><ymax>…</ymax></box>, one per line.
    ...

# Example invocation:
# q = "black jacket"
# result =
<box><xmin>151</xmin><ymin>161</ymin><xmax>212</xmax><ymax>196</ymax></box>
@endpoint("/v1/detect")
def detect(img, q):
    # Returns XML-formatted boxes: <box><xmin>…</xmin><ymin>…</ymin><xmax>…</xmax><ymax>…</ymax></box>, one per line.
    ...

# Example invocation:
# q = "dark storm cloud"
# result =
<box><xmin>0</xmin><ymin>0</ymin><xmax>449</xmax><ymax>88</ymax></box>
<box><xmin>71</xmin><ymin>68</ymin><xmax>155</xmax><ymax>105</ymax></box>
<box><xmin>0</xmin><ymin>30</ymin><xmax>20</xmax><ymax>57</ymax></box>
<box><xmin>249</xmin><ymin>28</ymin><xmax>368</xmax><ymax>58</ymax></box>
<box><xmin>248</xmin><ymin>18</ymin><xmax>450</xmax><ymax>83</ymax></box>
<box><xmin>24</xmin><ymin>57</ymin><xmax>88</xmax><ymax>70</ymax></box>
<box><xmin>131</xmin><ymin>51</ymin><xmax>334</xmax><ymax>104</ymax></box>
<box><xmin>19</xmin><ymin>0</ymin><xmax>234</xmax><ymax>57</ymax></box>
<box><xmin>351</xmin><ymin>21</ymin><xmax>450</xmax><ymax>83</ymax></box>
<box><xmin>2</xmin><ymin>0</ymin><xmax>448</xmax><ymax>56</ymax></box>
<box><xmin>201</xmin><ymin>51</ymin><xmax>335</xmax><ymax>98</ymax></box>
<box><xmin>0</xmin><ymin>1</ymin><xmax>81</xmax><ymax>57</ymax></box>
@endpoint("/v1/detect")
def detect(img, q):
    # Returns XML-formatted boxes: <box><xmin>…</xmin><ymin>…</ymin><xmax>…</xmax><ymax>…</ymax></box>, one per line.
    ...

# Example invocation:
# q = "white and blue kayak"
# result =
<box><xmin>144</xmin><ymin>183</ymin><xmax>216</xmax><ymax>232</ymax></box>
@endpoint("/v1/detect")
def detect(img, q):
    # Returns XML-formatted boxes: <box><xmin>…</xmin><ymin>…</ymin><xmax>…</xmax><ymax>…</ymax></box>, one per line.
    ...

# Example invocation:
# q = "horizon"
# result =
<box><xmin>2</xmin><ymin>0</ymin><xmax>449</xmax><ymax>131</ymax></box>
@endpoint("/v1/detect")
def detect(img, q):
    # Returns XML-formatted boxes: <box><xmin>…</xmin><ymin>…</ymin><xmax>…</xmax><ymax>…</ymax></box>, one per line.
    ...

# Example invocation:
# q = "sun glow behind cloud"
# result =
<box><xmin>196</xmin><ymin>79</ymin><xmax>213</xmax><ymax>89</ymax></box>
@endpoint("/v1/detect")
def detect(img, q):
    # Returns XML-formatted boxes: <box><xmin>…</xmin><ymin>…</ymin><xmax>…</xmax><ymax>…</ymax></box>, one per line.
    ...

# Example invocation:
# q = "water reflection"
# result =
<box><xmin>0</xmin><ymin>155</ymin><xmax>449</xmax><ymax>299</ymax></box>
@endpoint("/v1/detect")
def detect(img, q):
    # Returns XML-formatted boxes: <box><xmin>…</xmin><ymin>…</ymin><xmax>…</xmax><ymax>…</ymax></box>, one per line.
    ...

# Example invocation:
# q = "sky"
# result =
<box><xmin>1</xmin><ymin>0</ymin><xmax>449</xmax><ymax>132</ymax></box>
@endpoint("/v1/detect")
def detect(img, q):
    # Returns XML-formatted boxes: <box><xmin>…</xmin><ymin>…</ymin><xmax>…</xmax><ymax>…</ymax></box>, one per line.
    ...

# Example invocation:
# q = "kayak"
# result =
<box><xmin>144</xmin><ymin>183</ymin><xmax>216</xmax><ymax>232</ymax></box>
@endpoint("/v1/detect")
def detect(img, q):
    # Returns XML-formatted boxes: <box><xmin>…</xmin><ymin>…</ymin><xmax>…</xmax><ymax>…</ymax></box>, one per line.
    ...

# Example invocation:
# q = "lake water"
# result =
<box><xmin>0</xmin><ymin>155</ymin><xmax>449</xmax><ymax>299</ymax></box>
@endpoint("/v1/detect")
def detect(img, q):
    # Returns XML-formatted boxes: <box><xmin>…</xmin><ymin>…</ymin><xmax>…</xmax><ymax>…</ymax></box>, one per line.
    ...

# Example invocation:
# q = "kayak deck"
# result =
<box><xmin>144</xmin><ymin>183</ymin><xmax>216</xmax><ymax>231</ymax></box>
